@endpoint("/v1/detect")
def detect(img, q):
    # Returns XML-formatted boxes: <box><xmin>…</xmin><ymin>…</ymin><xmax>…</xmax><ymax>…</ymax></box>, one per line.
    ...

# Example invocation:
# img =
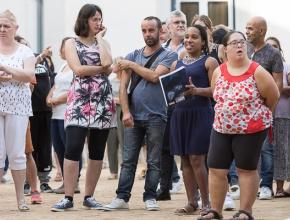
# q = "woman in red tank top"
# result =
<box><xmin>198</xmin><ymin>31</ymin><xmax>279</xmax><ymax>220</ymax></box>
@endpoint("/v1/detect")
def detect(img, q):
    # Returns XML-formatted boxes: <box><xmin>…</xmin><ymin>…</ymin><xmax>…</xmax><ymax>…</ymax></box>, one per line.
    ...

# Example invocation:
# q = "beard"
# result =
<box><xmin>145</xmin><ymin>36</ymin><xmax>159</xmax><ymax>47</ymax></box>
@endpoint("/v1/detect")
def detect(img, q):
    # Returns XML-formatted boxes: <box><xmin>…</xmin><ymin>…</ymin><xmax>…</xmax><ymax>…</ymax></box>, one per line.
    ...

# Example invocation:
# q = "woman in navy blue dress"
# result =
<box><xmin>170</xmin><ymin>25</ymin><xmax>218</xmax><ymax>215</ymax></box>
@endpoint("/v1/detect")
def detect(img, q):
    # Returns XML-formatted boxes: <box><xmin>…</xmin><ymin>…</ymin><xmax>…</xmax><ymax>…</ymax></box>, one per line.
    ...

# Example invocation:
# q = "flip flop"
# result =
<box><xmin>197</xmin><ymin>209</ymin><xmax>223</xmax><ymax>219</ymax></box>
<box><xmin>230</xmin><ymin>210</ymin><xmax>254</xmax><ymax>220</ymax></box>
<box><xmin>174</xmin><ymin>203</ymin><xmax>199</xmax><ymax>216</ymax></box>
<box><xmin>274</xmin><ymin>191</ymin><xmax>290</xmax><ymax>198</ymax></box>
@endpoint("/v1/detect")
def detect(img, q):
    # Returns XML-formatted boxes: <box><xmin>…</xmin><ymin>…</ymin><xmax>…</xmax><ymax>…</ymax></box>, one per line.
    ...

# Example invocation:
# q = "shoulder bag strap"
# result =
<box><xmin>129</xmin><ymin>47</ymin><xmax>165</xmax><ymax>92</ymax></box>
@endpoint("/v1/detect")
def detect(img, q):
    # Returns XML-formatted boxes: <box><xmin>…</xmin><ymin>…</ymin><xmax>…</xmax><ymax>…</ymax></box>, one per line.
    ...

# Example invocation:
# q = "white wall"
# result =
<box><xmin>2</xmin><ymin>0</ymin><xmax>171</xmax><ymax>70</ymax></box>
<box><xmin>3</xmin><ymin>0</ymin><xmax>290</xmax><ymax>68</ymax></box>
<box><xmin>43</xmin><ymin>0</ymin><xmax>171</xmax><ymax>70</ymax></box>
<box><xmin>235</xmin><ymin>0</ymin><xmax>290</xmax><ymax>61</ymax></box>
<box><xmin>1</xmin><ymin>0</ymin><xmax>37</xmax><ymax>52</ymax></box>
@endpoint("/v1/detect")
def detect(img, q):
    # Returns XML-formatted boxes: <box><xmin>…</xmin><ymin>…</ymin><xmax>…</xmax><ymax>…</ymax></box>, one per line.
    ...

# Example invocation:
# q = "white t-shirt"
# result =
<box><xmin>108</xmin><ymin>72</ymin><xmax>120</xmax><ymax>99</ymax></box>
<box><xmin>51</xmin><ymin>63</ymin><xmax>73</xmax><ymax>119</ymax></box>
<box><xmin>0</xmin><ymin>44</ymin><xmax>34</xmax><ymax>116</ymax></box>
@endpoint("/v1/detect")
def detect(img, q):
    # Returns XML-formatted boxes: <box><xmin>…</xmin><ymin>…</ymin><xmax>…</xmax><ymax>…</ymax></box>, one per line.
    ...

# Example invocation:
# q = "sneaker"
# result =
<box><xmin>259</xmin><ymin>186</ymin><xmax>272</xmax><ymax>200</ymax></box>
<box><xmin>40</xmin><ymin>183</ymin><xmax>53</xmax><ymax>193</ymax></box>
<box><xmin>170</xmin><ymin>180</ymin><xmax>183</xmax><ymax>194</ymax></box>
<box><xmin>18</xmin><ymin>200</ymin><xmax>30</xmax><ymax>212</ymax></box>
<box><xmin>83</xmin><ymin>197</ymin><xmax>103</xmax><ymax>210</ymax></box>
<box><xmin>145</xmin><ymin>199</ymin><xmax>160</xmax><ymax>211</ymax></box>
<box><xmin>31</xmin><ymin>191</ymin><xmax>42</xmax><ymax>204</ymax></box>
<box><xmin>102</xmin><ymin>198</ymin><xmax>129</xmax><ymax>211</ymax></box>
<box><xmin>24</xmin><ymin>183</ymin><xmax>31</xmax><ymax>195</ymax></box>
<box><xmin>229</xmin><ymin>184</ymin><xmax>240</xmax><ymax>200</ymax></box>
<box><xmin>1</xmin><ymin>173</ymin><xmax>10</xmax><ymax>183</ymax></box>
<box><xmin>223</xmin><ymin>193</ymin><xmax>235</xmax><ymax>211</ymax></box>
<box><xmin>51</xmin><ymin>198</ymin><xmax>74</xmax><ymax>212</ymax></box>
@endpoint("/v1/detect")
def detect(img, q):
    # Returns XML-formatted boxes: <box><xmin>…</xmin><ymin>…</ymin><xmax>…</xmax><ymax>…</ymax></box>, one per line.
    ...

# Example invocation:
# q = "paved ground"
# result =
<box><xmin>0</xmin><ymin>167</ymin><xmax>290</xmax><ymax>220</ymax></box>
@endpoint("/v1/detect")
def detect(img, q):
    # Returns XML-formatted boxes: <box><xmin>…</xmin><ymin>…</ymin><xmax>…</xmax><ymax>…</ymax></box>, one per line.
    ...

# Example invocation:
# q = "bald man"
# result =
<box><xmin>246</xmin><ymin>16</ymin><xmax>283</xmax><ymax>200</ymax></box>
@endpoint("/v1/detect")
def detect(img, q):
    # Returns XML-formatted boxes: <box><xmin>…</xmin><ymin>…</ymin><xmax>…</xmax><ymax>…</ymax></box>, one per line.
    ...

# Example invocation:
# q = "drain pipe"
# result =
<box><xmin>36</xmin><ymin>0</ymin><xmax>43</xmax><ymax>53</ymax></box>
<box><xmin>233</xmin><ymin>0</ymin><xmax>236</xmax><ymax>30</ymax></box>
<box><xmin>171</xmin><ymin>0</ymin><xmax>176</xmax><ymax>11</ymax></box>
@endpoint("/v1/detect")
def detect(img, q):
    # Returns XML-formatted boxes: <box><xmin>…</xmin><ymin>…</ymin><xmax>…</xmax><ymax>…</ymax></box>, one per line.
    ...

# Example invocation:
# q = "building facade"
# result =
<box><xmin>1</xmin><ymin>0</ymin><xmax>289</xmax><ymax>68</ymax></box>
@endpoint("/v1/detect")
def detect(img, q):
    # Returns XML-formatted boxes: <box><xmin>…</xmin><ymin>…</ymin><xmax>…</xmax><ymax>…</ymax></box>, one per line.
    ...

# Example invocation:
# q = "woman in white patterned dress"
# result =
<box><xmin>0</xmin><ymin>10</ymin><xmax>35</xmax><ymax>211</ymax></box>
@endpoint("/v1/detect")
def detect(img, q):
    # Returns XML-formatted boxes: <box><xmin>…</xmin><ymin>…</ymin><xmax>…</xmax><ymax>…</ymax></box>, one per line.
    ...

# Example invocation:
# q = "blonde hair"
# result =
<box><xmin>0</xmin><ymin>10</ymin><xmax>17</xmax><ymax>25</ymax></box>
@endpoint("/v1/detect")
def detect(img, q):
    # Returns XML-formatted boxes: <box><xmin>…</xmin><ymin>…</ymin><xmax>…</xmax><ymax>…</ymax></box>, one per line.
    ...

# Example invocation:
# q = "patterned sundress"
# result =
<box><xmin>65</xmin><ymin>38</ymin><xmax>116</xmax><ymax>128</ymax></box>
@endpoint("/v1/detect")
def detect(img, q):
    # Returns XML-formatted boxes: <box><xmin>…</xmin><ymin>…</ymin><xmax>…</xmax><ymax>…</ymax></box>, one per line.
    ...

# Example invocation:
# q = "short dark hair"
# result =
<box><xmin>143</xmin><ymin>16</ymin><xmax>162</xmax><ymax>30</ymax></box>
<box><xmin>222</xmin><ymin>31</ymin><xmax>246</xmax><ymax>47</ymax></box>
<box><xmin>74</xmin><ymin>4</ymin><xmax>102</xmax><ymax>37</ymax></box>
<box><xmin>191</xmin><ymin>24</ymin><xmax>209</xmax><ymax>55</ymax></box>
<box><xmin>212</xmin><ymin>28</ymin><xmax>228</xmax><ymax>44</ymax></box>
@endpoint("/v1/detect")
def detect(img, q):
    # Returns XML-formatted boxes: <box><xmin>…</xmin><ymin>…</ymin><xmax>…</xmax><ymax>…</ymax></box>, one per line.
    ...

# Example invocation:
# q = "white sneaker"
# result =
<box><xmin>223</xmin><ymin>193</ymin><xmax>235</xmax><ymax>211</ymax></box>
<box><xmin>170</xmin><ymin>180</ymin><xmax>183</xmax><ymax>194</ymax></box>
<box><xmin>145</xmin><ymin>199</ymin><xmax>160</xmax><ymax>211</ymax></box>
<box><xmin>259</xmin><ymin>186</ymin><xmax>272</xmax><ymax>200</ymax></box>
<box><xmin>229</xmin><ymin>185</ymin><xmax>240</xmax><ymax>200</ymax></box>
<box><xmin>1</xmin><ymin>173</ymin><xmax>10</xmax><ymax>183</ymax></box>
<box><xmin>102</xmin><ymin>198</ymin><xmax>129</xmax><ymax>211</ymax></box>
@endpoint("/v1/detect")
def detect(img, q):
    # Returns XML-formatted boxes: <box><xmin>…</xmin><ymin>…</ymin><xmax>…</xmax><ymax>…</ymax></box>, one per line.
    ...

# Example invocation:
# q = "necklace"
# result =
<box><xmin>183</xmin><ymin>54</ymin><xmax>205</xmax><ymax>65</ymax></box>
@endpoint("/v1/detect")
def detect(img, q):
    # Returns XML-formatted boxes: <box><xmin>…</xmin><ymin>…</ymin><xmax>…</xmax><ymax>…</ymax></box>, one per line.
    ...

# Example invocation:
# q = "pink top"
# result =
<box><xmin>213</xmin><ymin>61</ymin><xmax>272</xmax><ymax>134</ymax></box>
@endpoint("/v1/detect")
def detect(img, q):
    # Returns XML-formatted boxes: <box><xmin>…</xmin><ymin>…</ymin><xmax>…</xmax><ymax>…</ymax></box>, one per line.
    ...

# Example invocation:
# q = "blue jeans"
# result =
<box><xmin>260</xmin><ymin>135</ymin><xmax>273</xmax><ymax>189</ymax></box>
<box><xmin>116</xmin><ymin>118</ymin><xmax>166</xmax><ymax>202</ymax></box>
<box><xmin>228</xmin><ymin>160</ymin><xmax>238</xmax><ymax>186</ymax></box>
<box><xmin>51</xmin><ymin>119</ymin><xmax>82</xmax><ymax>177</ymax></box>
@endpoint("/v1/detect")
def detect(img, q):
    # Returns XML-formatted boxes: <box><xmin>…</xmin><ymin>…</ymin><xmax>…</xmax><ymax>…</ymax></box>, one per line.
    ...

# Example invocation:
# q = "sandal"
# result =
<box><xmin>18</xmin><ymin>200</ymin><xmax>30</xmax><ymax>212</ymax></box>
<box><xmin>200</xmin><ymin>205</ymin><xmax>211</xmax><ymax>216</ymax></box>
<box><xmin>197</xmin><ymin>209</ymin><xmax>223</xmax><ymax>220</ymax></box>
<box><xmin>230</xmin><ymin>210</ymin><xmax>254</xmax><ymax>220</ymax></box>
<box><xmin>174</xmin><ymin>203</ymin><xmax>199</xmax><ymax>216</ymax></box>
<box><xmin>274</xmin><ymin>191</ymin><xmax>290</xmax><ymax>198</ymax></box>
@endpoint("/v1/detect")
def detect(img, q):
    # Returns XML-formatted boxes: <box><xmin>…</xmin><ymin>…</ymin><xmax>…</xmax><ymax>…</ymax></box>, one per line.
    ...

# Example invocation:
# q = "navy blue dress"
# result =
<box><xmin>170</xmin><ymin>55</ymin><xmax>213</xmax><ymax>156</ymax></box>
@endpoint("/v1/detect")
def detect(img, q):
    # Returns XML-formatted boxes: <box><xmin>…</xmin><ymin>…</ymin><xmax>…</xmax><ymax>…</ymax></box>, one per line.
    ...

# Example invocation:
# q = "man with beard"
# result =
<box><xmin>103</xmin><ymin>16</ymin><xmax>177</xmax><ymax>211</ymax></box>
<box><xmin>246</xmin><ymin>16</ymin><xmax>283</xmax><ymax>200</ymax></box>
<box><xmin>157</xmin><ymin>10</ymin><xmax>187</xmax><ymax>201</ymax></box>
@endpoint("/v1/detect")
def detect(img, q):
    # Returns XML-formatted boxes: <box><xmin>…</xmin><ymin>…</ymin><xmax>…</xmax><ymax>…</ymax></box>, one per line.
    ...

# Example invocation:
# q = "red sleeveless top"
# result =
<box><xmin>213</xmin><ymin>61</ymin><xmax>272</xmax><ymax>134</ymax></box>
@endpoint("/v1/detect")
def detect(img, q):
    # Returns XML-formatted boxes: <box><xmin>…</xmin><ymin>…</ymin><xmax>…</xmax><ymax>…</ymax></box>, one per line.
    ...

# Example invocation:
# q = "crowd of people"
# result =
<box><xmin>0</xmin><ymin>3</ymin><xmax>290</xmax><ymax>220</ymax></box>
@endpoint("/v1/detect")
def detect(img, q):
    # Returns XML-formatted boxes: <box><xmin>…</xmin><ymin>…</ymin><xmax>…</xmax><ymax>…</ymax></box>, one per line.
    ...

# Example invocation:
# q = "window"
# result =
<box><xmin>208</xmin><ymin>1</ymin><xmax>228</xmax><ymax>26</ymax></box>
<box><xmin>180</xmin><ymin>2</ymin><xmax>199</xmax><ymax>26</ymax></box>
<box><xmin>177</xmin><ymin>0</ymin><xmax>232</xmax><ymax>28</ymax></box>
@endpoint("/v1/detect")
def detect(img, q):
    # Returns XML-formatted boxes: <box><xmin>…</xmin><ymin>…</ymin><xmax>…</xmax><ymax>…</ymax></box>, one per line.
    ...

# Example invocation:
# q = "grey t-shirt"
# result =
<box><xmin>247</xmin><ymin>43</ymin><xmax>283</xmax><ymax>74</ymax></box>
<box><xmin>126</xmin><ymin>47</ymin><xmax>178</xmax><ymax>120</ymax></box>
